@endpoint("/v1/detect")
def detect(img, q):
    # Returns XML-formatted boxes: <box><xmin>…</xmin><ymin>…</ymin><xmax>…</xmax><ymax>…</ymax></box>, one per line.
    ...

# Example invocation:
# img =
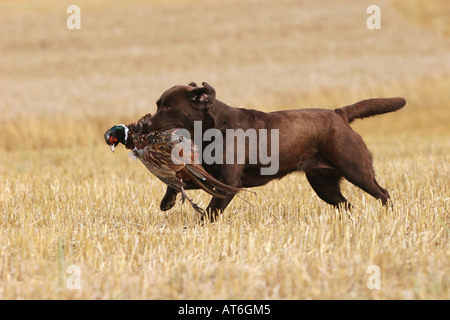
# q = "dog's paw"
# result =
<box><xmin>160</xmin><ymin>194</ymin><xmax>177</xmax><ymax>211</ymax></box>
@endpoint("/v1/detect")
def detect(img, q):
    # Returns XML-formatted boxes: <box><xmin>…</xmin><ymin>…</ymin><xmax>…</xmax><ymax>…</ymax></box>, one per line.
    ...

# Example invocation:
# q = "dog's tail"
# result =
<box><xmin>334</xmin><ymin>97</ymin><xmax>406</xmax><ymax>124</ymax></box>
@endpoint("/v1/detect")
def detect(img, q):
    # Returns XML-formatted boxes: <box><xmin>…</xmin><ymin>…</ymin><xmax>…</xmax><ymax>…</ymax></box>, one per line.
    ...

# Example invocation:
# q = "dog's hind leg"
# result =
<box><xmin>327</xmin><ymin>131</ymin><xmax>390</xmax><ymax>206</ymax></box>
<box><xmin>305</xmin><ymin>168</ymin><xmax>352</xmax><ymax>209</ymax></box>
<box><xmin>343</xmin><ymin>170</ymin><xmax>390</xmax><ymax>206</ymax></box>
<box><xmin>342</xmin><ymin>163</ymin><xmax>391</xmax><ymax>206</ymax></box>
<box><xmin>203</xmin><ymin>194</ymin><xmax>235</xmax><ymax>222</ymax></box>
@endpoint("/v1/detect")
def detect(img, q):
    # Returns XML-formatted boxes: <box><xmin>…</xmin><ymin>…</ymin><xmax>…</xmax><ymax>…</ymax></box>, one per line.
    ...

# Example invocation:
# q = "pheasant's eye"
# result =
<box><xmin>109</xmin><ymin>136</ymin><xmax>118</xmax><ymax>144</ymax></box>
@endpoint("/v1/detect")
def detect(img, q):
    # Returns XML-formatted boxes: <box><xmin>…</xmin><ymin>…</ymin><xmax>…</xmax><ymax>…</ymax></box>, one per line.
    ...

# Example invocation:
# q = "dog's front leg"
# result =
<box><xmin>203</xmin><ymin>194</ymin><xmax>235</xmax><ymax>222</ymax></box>
<box><xmin>161</xmin><ymin>185</ymin><xmax>234</xmax><ymax>221</ymax></box>
<box><xmin>160</xmin><ymin>186</ymin><xmax>178</xmax><ymax>211</ymax></box>
<box><xmin>202</xmin><ymin>165</ymin><xmax>243</xmax><ymax>222</ymax></box>
<box><xmin>160</xmin><ymin>181</ymin><xmax>202</xmax><ymax>211</ymax></box>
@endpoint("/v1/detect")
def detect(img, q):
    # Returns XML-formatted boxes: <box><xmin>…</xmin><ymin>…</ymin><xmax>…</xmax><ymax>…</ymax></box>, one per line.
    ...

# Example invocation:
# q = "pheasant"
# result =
<box><xmin>104</xmin><ymin>116</ymin><xmax>244</xmax><ymax>216</ymax></box>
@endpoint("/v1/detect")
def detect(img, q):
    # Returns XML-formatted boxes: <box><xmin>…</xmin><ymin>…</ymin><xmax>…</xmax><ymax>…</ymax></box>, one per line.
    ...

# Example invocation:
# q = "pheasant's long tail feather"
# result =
<box><xmin>184</xmin><ymin>164</ymin><xmax>243</xmax><ymax>198</ymax></box>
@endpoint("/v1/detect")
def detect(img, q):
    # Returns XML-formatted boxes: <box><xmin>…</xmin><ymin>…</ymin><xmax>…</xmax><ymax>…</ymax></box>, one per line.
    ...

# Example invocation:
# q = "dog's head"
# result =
<box><xmin>149</xmin><ymin>82</ymin><xmax>217</xmax><ymax>132</ymax></box>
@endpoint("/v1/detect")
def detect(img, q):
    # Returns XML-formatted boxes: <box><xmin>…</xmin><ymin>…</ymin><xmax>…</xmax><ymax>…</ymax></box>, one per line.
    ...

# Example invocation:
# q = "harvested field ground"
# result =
<box><xmin>0</xmin><ymin>0</ymin><xmax>449</xmax><ymax>299</ymax></box>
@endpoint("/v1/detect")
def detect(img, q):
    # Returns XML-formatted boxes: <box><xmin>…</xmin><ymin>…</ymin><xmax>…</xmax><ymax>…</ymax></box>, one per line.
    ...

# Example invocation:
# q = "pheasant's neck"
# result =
<box><xmin>118</xmin><ymin>124</ymin><xmax>129</xmax><ymax>142</ymax></box>
<box><xmin>120</xmin><ymin>125</ymin><xmax>135</xmax><ymax>149</ymax></box>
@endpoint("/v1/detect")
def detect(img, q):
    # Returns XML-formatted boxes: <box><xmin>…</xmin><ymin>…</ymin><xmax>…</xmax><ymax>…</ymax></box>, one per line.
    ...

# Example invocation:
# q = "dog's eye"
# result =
<box><xmin>164</xmin><ymin>104</ymin><xmax>173</xmax><ymax>109</ymax></box>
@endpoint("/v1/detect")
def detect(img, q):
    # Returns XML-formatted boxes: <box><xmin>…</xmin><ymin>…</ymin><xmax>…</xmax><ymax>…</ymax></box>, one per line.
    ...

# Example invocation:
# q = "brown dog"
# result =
<box><xmin>143</xmin><ymin>82</ymin><xmax>405</xmax><ymax>220</ymax></box>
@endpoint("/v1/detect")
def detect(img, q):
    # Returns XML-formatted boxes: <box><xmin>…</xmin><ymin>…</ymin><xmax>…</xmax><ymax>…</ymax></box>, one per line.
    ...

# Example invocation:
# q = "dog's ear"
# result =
<box><xmin>190</xmin><ymin>82</ymin><xmax>216</xmax><ymax>110</ymax></box>
<box><xmin>188</xmin><ymin>82</ymin><xmax>198</xmax><ymax>87</ymax></box>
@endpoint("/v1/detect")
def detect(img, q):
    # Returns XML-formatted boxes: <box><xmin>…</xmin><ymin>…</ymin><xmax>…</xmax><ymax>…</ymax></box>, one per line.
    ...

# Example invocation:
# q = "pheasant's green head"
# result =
<box><xmin>104</xmin><ymin>124</ymin><xmax>129</xmax><ymax>152</ymax></box>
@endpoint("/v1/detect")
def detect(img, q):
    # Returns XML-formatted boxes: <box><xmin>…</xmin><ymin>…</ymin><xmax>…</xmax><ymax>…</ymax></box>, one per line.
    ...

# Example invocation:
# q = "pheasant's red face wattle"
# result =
<box><xmin>109</xmin><ymin>136</ymin><xmax>118</xmax><ymax>144</ymax></box>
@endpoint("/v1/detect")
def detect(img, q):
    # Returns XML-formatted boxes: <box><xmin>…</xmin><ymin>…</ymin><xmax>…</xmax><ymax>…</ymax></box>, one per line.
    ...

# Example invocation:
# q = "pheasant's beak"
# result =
<box><xmin>110</xmin><ymin>144</ymin><xmax>115</xmax><ymax>152</ymax></box>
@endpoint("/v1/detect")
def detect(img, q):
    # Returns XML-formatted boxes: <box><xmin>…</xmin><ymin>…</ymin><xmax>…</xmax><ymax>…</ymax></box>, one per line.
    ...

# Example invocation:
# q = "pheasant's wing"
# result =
<box><xmin>137</xmin><ymin>144</ymin><xmax>185</xmax><ymax>192</ymax></box>
<box><xmin>169</xmin><ymin>131</ymin><xmax>201</xmax><ymax>165</ymax></box>
<box><xmin>167</xmin><ymin>131</ymin><xmax>243</xmax><ymax>197</ymax></box>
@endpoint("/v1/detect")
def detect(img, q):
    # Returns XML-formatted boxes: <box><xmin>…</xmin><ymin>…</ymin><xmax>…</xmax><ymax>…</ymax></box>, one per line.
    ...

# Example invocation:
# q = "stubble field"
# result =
<box><xmin>0</xmin><ymin>0</ymin><xmax>449</xmax><ymax>299</ymax></box>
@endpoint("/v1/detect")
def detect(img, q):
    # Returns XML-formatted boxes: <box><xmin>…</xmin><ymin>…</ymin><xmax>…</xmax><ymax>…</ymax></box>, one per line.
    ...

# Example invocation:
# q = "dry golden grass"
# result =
<box><xmin>0</xmin><ymin>0</ymin><xmax>449</xmax><ymax>299</ymax></box>
<box><xmin>390</xmin><ymin>0</ymin><xmax>450</xmax><ymax>37</ymax></box>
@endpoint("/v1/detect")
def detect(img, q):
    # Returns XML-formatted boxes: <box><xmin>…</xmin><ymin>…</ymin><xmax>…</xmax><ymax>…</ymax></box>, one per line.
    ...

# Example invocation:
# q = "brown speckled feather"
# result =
<box><xmin>132</xmin><ymin>129</ymin><xmax>186</xmax><ymax>192</ymax></box>
<box><xmin>132</xmin><ymin>129</ymin><xmax>242</xmax><ymax>198</ymax></box>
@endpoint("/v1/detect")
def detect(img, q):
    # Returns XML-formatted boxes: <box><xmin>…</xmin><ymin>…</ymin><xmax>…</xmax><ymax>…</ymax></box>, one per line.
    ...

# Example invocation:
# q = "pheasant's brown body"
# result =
<box><xmin>105</xmin><ymin>114</ymin><xmax>244</xmax><ymax>215</ymax></box>
<box><xmin>132</xmin><ymin>129</ymin><xmax>241</xmax><ymax>199</ymax></box>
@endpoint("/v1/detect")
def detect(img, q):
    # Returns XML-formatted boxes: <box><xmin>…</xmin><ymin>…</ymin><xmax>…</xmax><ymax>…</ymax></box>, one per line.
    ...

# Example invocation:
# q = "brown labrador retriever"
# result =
<box><xmin>144</xmin><ymin>82</ymin><xmax>405</xmax><ymax>220</ymax></box>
